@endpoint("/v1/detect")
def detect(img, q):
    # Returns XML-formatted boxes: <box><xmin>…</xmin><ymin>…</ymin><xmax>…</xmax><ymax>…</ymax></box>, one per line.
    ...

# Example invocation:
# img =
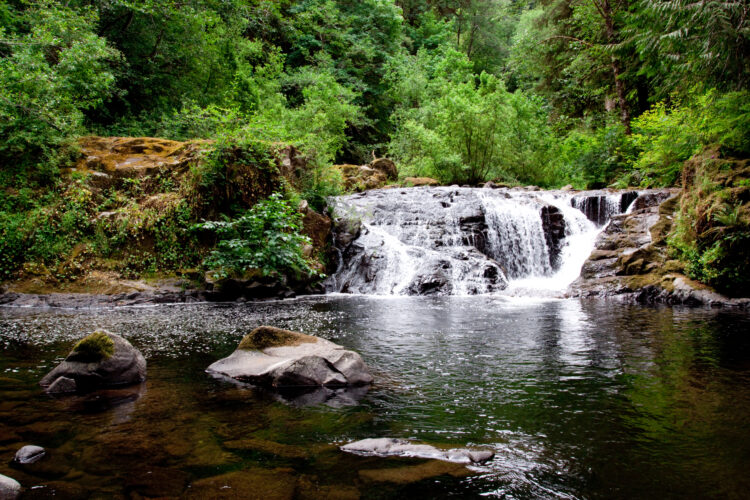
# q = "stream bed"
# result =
<box><xmin>1</xmin><ymin>296</ymin><xmax>749</xmax><ymax>499</ymax></box>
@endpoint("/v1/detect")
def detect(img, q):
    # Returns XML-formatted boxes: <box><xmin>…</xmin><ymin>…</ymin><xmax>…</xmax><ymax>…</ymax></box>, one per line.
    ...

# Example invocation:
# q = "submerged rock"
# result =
<box><xmin>340</xmin><ymin>438</ymin><xmax>494</xmax><ymax>464</ymax></box>
<box><xmin>0</xmin><ymin>474</ymin><xmax>21</xmax><ymax>499</ymax></box>
<box><xmin>40</xmin><ymin>330</ymin><xmax>146</xmax><ymax>393</ymax></box>
<box><xmin>206</xmin><ymin>326</ymin><xmax>373</xmax><ymax>388</ymax></box>
<box><xmin>13</xmin><ymin>445</ymin><xmax>45</xmax><ymax>464</ymax></box>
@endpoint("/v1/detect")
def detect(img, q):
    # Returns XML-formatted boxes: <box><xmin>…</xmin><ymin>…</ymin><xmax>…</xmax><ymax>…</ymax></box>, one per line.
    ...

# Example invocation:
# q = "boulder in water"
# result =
<box><xmin>206</xmin><ymin>326</ymin><xmax>373</xmax><ymax>388</ymax></box>
<box><xmin>13</xmin><ymin>445</ymin><xmax>45</xmax><ymax>465</ymax></box>
<box><xmin>341</xmin><ymin>438</ymin><xmax>494</xmax><ymax>464</ymax></box>
<box><xmin>0</xmin><ymin>474</ymin><xmax>21</xmax><ymax>499</ymax></box>
<box><xmin>40</xmin><ymin>331</ymin><xmax>146</xmax><ymax>394</ymax></box>
<box><xmin>370</xmin><ymin>158</ymin><xmax>398</xmax><ymax>181</ymax></box>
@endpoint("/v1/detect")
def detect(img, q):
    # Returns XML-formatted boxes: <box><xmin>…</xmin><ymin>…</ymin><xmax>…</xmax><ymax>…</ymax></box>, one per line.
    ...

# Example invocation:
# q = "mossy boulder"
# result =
<box><xmin>40</xmin><ymin>330</ymin><xmax>146</xmax><ymax>394</ymax></box>
<box><xmin>207</xmin><ymin>326</ymin><xmax>373</xmax><ymax>389</ymax></box>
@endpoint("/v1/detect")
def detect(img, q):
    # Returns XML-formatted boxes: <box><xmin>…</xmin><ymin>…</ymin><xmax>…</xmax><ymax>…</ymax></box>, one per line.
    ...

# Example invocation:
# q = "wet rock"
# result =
<box><xmin>0</xmin><ymin>474</ymin><xmax>21</xmax><ymax>499</ymax></box>
<box><xmin>358</xmin><ymin>460</ymin><xmax>472</xmax><ymax>484</ymax></box>
<box><xmin>540</xmin><ymin>205</ymin><xmax>566</xmax><ymax>270</ymax></box>
<box><xmin>206</xmin><ymin>326</ymin><xmax>373</xmax><ymax>388</ymax></box>
<box><xmin>403</xmin><ymin>176</ymin><xmax>440</xmax><ymax>187</ymax></box>
<box><xmin>13</xmin><ymin>445</ymin><xmax>45</xmax><ymax>465</ymax></box>
<box><xmin>340</xmin><ymin>438</ymin><xmax>494</xmax><ymax>464</ymax></box>
<box><xmin>39</xmin><ymin>331</ymin><xmax>146</xmax><ymax>394</ymax></box>
<box><xmin>632</xmin><ymin>189</ymin><xmax>675</xmax><ymax>211</ymax></box>
<box><xmin>17</xmin><ymin>481</ymin><xmax>86</xmax><ymax>499</ymax></box>
<box><xmin>185</xmin><ymin>468</ymin><xmax>296</xmax><ymax>500</ymax></box>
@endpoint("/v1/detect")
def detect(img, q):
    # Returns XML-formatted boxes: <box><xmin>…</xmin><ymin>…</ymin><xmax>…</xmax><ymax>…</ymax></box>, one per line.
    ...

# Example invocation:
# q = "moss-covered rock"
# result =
<box><xmin>237</xmin><ymin>326</ymin><xmax>318</xmax><ymax>351</ymax></box>
<box><xmin>69</xmin><ymin>331</ymin><xmax>115</xmax><ymax>362</ymax></box>
<box><xmin>669</xmin><ymin>146</ymin><xmax>750</xmax><ymax>296</ymax></box>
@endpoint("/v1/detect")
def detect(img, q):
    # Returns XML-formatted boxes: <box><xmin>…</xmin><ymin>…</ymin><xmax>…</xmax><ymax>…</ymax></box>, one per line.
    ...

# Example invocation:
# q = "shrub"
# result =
<box><xmin>197</xmin><ymin>193</ymin><xmax>318</xmax><ymax>279</ymax></box>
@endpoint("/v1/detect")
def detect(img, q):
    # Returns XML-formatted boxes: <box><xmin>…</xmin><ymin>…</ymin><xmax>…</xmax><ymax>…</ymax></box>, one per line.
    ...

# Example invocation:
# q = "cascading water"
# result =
<box><xmin>327</xmin><ymin>187</ymin><xmax>639</xmax><ymax>296</ymax></box>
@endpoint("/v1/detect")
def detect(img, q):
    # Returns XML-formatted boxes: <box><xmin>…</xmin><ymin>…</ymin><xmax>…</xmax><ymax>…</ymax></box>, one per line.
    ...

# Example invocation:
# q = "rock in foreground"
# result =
<box><xmin>0</xmin><ymin>474</ymin><xmax>21</xmax><ymax>499</ymax></box>
<box><xmin>341</xmin><ymin>438</ymin><xmax>494</xmax><ymax>464</ymax></box>
<box><xmin>40</xmin><ymin>331</ymin><xmax>146</xmax><ymax>394</ymax></box>
<box><xmin>206</xmin><ymin>326</ymin><xmax>373</xmax><ymax>388</ymax></box>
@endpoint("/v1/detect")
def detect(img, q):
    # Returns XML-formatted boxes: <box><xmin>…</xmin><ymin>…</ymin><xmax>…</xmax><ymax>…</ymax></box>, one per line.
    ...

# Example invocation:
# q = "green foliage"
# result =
<box><xmin>559</xmin><ymin>123</ymin><xmax>635</xmax><ymax>188</ymax></box>
<box><xmin>388</xmin><ymin>47</ymin><xmax>557</xmax><ymax>185</ymax></box>
<box><xmin>0</xmin><ymin>2</ymin><xmax>119</xmax><ymax>181</ymax></box>
<box><xmin>627</xmin><ymin>89</ymin><xmax>750</xmax><ymax>187</ymax></box>
<box><xmin>198</xmin><ymin>193</ymin><xmax>318</xmax><ymax>279</ymax></box>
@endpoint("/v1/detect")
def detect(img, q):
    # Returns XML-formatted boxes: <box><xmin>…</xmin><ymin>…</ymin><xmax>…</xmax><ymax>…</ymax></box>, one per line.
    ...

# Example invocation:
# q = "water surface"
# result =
<box><xmin>1</xmin><ymin>296</ymin><xmax>749</xmax><ymax>498</ymax></box>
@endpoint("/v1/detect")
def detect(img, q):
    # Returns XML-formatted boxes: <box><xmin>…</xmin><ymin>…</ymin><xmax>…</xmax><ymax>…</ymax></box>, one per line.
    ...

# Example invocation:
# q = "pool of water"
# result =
<box><xmin>1</xmin><ymin>296</ymin><xmax>749</xmax><ymax>498</ymax></box>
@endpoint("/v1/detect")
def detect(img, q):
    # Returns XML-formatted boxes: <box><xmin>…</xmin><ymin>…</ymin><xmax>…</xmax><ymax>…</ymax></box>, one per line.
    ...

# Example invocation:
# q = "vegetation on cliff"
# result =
<box><xmin>1</xmin><ymin>0</ymin><xmax>748</xmax><ymax>294</ymax></box>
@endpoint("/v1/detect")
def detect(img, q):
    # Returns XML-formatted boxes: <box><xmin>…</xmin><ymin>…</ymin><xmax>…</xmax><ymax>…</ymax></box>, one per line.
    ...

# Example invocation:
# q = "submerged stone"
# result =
<box><xmin>340</xmin><ymin>438</ymin><xmax>494</xmax><ymax>464</ymax></box>
<box><xmin>40</xmin><ymin>330</ymin><xmax>146</xmax><ymax>394</ymax></box>
<box><xmin>13</xmin><ymin>445</ymin><xmax>45</xmax><ymax>464</ymax></box>
<box><xmin>207</xmin><ymin>326</ymin><xmax>373</xmax><ymax>389</ymax></box>
<box><xmin>358</xmin><ymin>460</ymin><xmax>472</xmax><ymax>484</ymax></box>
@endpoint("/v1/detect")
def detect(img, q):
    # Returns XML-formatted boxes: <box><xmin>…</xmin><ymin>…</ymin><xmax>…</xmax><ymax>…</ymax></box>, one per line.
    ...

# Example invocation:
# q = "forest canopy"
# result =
<box><xmin>0</xmin><ymin>0</ymin><xmax>748</xmax><ymax>188</ymax></box>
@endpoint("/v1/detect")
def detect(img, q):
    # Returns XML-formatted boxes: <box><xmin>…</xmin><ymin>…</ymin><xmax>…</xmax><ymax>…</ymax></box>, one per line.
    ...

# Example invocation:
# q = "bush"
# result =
<box><xmin>197</xmin><ymin>193</ymin><xmax>318</xmax><ymax>279</ymax></box>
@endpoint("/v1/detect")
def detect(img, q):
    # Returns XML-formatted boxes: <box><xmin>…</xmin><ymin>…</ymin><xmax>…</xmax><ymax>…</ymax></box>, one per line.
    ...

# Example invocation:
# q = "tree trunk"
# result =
<box><xmin>598</xmin><ymin>0</ymin><xmax>632</xmax><ymax>134</ymax></box>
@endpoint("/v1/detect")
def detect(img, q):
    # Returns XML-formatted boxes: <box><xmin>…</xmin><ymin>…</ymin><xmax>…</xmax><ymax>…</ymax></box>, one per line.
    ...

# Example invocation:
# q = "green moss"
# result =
<box><xmin>237</xmin><ymin>326</ymin><xmax>316</xmax><ymax>351</ymax></box>
<box><xmin>70</xmin><ymin>331</ymin><xmax>115</xmax><ymax>362</ymax></box>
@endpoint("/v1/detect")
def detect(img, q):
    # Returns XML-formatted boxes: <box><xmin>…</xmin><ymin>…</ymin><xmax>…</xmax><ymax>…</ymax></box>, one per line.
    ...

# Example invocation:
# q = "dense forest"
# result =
<box><xmin>1</xmin><ymin>0</ymin><xmax>748</xmax><ymax>294</ymax></box>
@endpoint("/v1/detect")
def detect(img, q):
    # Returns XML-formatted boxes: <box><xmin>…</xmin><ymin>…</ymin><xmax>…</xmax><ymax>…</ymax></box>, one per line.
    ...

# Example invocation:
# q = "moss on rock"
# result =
<box><xmin>70</xmin><ymin>331</ymin><xmax>115</xmax><ymax>362</ymax></box>
<box><xmin>237</xmin><ymin>326</ymin><xmax>317</xmax><ymax>351</ymax></box>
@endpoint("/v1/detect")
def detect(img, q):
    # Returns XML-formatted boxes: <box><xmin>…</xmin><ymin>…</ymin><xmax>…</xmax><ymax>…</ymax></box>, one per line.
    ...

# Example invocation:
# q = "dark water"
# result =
<box><xmin>1</xmin><ymin>296</ymin><xmax>749</xmax><ymax>499</ymax></box>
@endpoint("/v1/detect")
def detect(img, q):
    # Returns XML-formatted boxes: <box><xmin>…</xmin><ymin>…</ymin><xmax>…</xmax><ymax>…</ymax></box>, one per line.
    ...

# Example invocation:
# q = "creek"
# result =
<box><xmin>1</xmin><ymin>187</ymin><xmax>749</xmax><ymax>498</ymax></box>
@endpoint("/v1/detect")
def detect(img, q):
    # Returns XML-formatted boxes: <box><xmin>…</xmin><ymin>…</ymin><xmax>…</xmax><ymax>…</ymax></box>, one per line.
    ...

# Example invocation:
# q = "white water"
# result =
<box><xmin>328</xmin><ymin>187</ymin><xmax>637</xmax><ymax>297</ymax></box>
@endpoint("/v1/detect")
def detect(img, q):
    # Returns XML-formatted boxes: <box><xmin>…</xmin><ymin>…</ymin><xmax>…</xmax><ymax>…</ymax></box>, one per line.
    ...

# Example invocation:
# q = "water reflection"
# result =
<box><xmin>0</xmin><ymin>298</ymin><xmax>749</xmax><ymax>498</ymax></box>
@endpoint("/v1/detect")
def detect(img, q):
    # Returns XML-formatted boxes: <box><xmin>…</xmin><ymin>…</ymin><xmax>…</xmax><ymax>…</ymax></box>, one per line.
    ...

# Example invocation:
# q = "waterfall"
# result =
<box><xmin>327</xmin><ymin>187</ymin><xmax>639</xmax><ymax>296</ymax></box>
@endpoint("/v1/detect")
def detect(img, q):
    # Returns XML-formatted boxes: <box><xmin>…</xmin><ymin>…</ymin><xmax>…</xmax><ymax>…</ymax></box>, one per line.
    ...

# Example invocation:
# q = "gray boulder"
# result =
<box><xmin>341</xmin><ymin>438</ymin><xmax>494</xmax><ymax>464</ymax></box>
<box><xmin>13</xmin><ymin>445</ymin><xmax>45</xmax><ymax>465</ymax></box>
<box><xmin>207</xmin><ymin>326</ymin><xmax>373</xmax><ymax>388</ymax></box>
<box><xmin>40</xmin><ymin>330</ymin><xmax>146</xmax><ymax>394</ymax></box>
<box><xmin>0</xmin><ymin>474</ymin><xmax>21</xmax><ymax>499</ymax></box>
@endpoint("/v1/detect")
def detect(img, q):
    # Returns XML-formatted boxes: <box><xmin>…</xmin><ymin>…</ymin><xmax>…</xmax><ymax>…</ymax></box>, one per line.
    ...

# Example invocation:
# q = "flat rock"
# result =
<box><xmin>40</xmin><ymin>331</ymin><xmax>146</xmax><ymax>394</ymax></box>
<box><xmin>340</xmin><ymin>438</ymin><xmax>494</xmax><ymax>464</ymax></box>
<box><xmin>0</xmin><ymin>474</ymin><xmax>21</xmax><ymax>499</ymax></box>
<box><xmin>207</xmin><ymin>326</ymin><xmax>373</xmax><ymax>388</ymax></box>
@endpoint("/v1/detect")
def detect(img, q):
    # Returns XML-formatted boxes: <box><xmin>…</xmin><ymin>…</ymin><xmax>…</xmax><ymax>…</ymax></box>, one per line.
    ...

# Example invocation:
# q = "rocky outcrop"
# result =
<box><xmin>206</xmin><ymin>326</ymin><xmax>373</xmax><ymax>388</ymax></box>
<box><xmin>571</xmin><ymin>190</ymin><xmax>749</xmax><ymax>307</ymax></box>
<box><xmin>571</xmin><ymin>190</ymin><xmax>638</xmax><ymax>226</ymax></box>
<box><xmin>336</xmin><ymin>158</ymin><xmax>399</xmax><ymax>192</ymax></box>
<box><xmin>0</xmin><ymin>474</ymin><xmax>21</xmax><ymax>500</ymax></box>
<box><xmin>341</xmin><ymin>438</ymin><xmax>494</xmax><ymax>464</ymax></box>
<box><xmin>403</xmin><ymin>176</ymin><xmax>440</xmax><ymax>187</ymax></box>
<box><xmin>40</xmin><ymin>331</ymin><xmax>147</xmax><ymax>393</ymax></box>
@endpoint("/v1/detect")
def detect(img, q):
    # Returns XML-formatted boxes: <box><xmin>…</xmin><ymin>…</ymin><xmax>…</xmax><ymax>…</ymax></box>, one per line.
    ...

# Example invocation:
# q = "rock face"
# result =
<box><xmin>40</xmin><ymin>331</ymin><xmax>147</xmax><ymax>393</ymax></box>
<box><xmin>571</xmin><ymin>189</ymin><xmax>749</xmax><ymax>307</ymax></box>
<box><xmin>0</xmin><ymin>474</ymin><xmax>21</xmax><ymax>499</ymax></box>
<box><xmin>336</xmin><ymin>158</ymin><xmax>399</xmax><ymax>192</ymax></box>
<box><xmin>341</xmin><ymin>438</ymin><xmax>494</xmax><ymax>464</ymax></box>
<box><xmin>206</xmin><ymin>326</ymin><xmax>373</xmax><ymax>388</ymax></box>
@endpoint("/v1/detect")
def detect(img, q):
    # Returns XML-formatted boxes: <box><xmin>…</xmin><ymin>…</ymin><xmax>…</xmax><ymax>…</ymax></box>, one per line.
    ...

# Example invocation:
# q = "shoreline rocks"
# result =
<box><xmin>40</xmin><ymin>331</ymin><xmax>146</xmax><ymax>394</ymax></box>
<box><xmin>207</xmin><ymin>326</ymin><xmax>373</xmax><ymax>388</ymax></box>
